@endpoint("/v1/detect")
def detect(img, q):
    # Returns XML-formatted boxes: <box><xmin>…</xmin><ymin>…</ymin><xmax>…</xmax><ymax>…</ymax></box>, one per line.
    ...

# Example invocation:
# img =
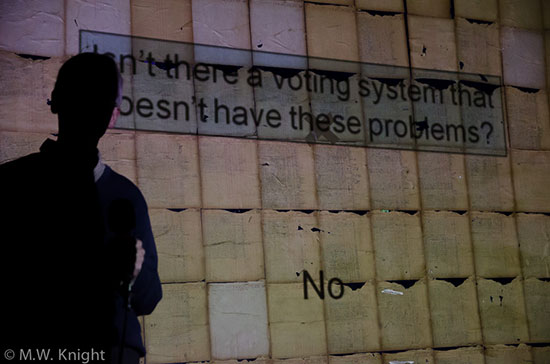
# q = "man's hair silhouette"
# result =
<box><xmin>50</xmin><ymin>52</ymin><xmax>122</xmax><ymax>147</ymax></box>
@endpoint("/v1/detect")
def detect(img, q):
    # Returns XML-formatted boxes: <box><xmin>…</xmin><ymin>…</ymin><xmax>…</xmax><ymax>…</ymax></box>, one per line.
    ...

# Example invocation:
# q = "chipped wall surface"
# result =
<box><xmin>1</xmin><ymin>0</ymin><xmax>550</xmax><ymax>363</ymax></box>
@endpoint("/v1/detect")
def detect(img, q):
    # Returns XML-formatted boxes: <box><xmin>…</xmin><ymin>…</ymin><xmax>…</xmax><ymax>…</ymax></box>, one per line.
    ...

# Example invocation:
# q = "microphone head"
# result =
<box><xmin>107</xmin><ymin>198</ymin><xmax>136</xmax><ymax>234</ymax></box>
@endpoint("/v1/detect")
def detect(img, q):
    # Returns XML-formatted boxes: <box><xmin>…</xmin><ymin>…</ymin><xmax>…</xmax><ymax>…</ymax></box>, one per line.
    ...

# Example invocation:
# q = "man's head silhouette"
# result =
<box><xmin>50</xmin><ymin>52</ymin><xmax>122</xmax><ymax>149</ymax></box>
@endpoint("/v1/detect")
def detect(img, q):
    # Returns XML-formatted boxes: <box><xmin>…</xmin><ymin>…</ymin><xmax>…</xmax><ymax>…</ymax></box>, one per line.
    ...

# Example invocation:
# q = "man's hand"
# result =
<box><xmin>132</xmin><ymin>239</ymin><xmax>146</xmax><ymax>281</ymax></box>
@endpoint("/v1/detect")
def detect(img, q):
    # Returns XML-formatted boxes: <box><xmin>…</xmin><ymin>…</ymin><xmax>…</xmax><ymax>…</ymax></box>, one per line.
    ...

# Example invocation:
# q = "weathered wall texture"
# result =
<box><xmin>1</xmin><ymin>0</ymin><xmax>550</xmax><ymax>363</ymax></box>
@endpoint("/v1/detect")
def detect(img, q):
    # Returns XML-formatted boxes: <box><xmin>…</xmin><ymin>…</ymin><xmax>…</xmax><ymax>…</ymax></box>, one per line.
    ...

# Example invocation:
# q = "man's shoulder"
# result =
<box><xmin>0</xmin><ymin>152</ymin><xmax>42</xmax><ymax>169</ymax></box>
<box><xmin>0</xmin><ymin>153</ymin><xmax>43</xmax><ymax>179</ymax></box>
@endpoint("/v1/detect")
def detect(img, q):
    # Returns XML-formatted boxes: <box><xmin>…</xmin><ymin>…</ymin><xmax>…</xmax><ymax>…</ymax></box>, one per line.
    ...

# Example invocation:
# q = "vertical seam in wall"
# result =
<box><xmin>299</xmin><ymin>1</ymin><xmax>329</xmax><ymax>359</ymax></box>
<box><xmin>196</xmin><ymin>85</ymin><xmax>212</xmax><ymax>363</ymax></box>
<box><xmin>352</xmin><ymin>1</ymin><xmax>384</xmax><ymax>354</ymax></box>
<box><xmin>246</xmin><ymin>0</ymin><xmax>273</xmax><ymax>359</ymax></box>
<box><xmin>63</xmin><ymin>0</ymin><xmax>68</xmax><ymax>57</ymax></box>
<box><xmin>506</xmin><ymin>90</ymin><xmax>531</xmax><ymax>350</ymax></box>
<box><xmin>452</xmin><ymin>5</ymin><xmax>486</xmax><ymax>362</ymax></box>
<box><xmin>198</xmin><ymin>151</ymin><xmax>211</xmax><ymax>361</ymax></box>
<box><xmin>402</xmin><ymin>0</ymin><xmax>435</xmax><ymax>354</ymax></box>
<box><xmin>460</xmin><ymin>110</ymin><xmax>488</xmax><ymax>360</ymax></box>
<box><xmin>364</xmin><ymin>157</ymin><xmax>382</xmax><ymax>351</ymax></box>
<box><xmin>129</xmin><ymin>0</ymin><xmax>140</xmax><ymax>230</ymax></box>
<box><xmin>543</xmin><ymin>0</ymin><xmax>550</xmax><ymax>148</ymax></box>
<box><xmin>128</xmin><ymin>1</ymin><xmax>143</xmax><ymax>361</ymax></box>
<box><xmin>499</xmin><ymin>0</ymin><xmax>532</xmax><ymax>350</ymax></box>
<box><xmin>402</xmin><ymin>0</ymin><xmax>418</xmax><ymax>152</ymax></box>
<box><xmin>199</xmin><ymin>207</ymin><xmax>212</xmax><ymax>361</ymax></box>
<box><xmin>127</xmin><ymin>7</ymin><xmax>144</xmax><ymax>360</ymax></box>
<box><xmin>259</xmin><ymin>207</ymin><xmax>271</xmax><ymax>360</ymax></box>
<box><xmin>189</xmin><ymin>0</ymin><xmax>210</xmax><ymax>358</ymax></box>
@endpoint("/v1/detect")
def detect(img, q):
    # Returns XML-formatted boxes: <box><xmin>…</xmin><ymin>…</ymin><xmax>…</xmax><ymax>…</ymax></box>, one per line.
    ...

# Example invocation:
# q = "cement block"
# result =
<box><xmin>418</xmin><ymin>152</ymin><xmax>468</xmax><ymax>210</ymax></box>
<box><xmin>191</xmin><ymin>0</ymin><xmax>250</xmax><ymax>50</ymax></box>
<box><xmin>131</xmin><ymin>0</ymin><xmax>193</xmax><ymax>42</ymax></box>
<box><xmin>428</xmin><ymin>278</ymin><xmax>482</xmax><ymax>347</ymax></box>
<box><xmin>305</xmin><ymin>3</ymin><xmax>359</xmax><ymax>62</ymax></box>
<box><xmin>65</xmin><ymin>0</ymin><xmax>131</xmax><ymax>55</ymax></box>
<box><xmin>454</xmin><ymin>0</ymin><xmax>498</xmax><ymax>22</ymax></box>
<box><xmin>135</xmin><ymin>133</ymin><xmax>201</xmax><ymax>208</ymax></box>
<box><xmin>546</xmin><ymin>30</ymin><xmax>550</xmax><ymax>89</ymax></box>
<box><xmin>213</xmin><ymin>360</ymin><xmax>270</xmax><ymax>364</ymax></box>
<box><xmin>0</xmin><ymin>0</ymin><xmax>64</xmax><ymax>57</ymax></box>
<box><xmin>250</xmin><ymin>0</ymin><xmax>306</xmax><ymax>56</ymax></box>
<box><xmin>357</xmin><ymin>12</ymin><xmax>408</xmax><ymax>67</ymax></box>
<box><xmin>533</xmin><ymin>346</ymin><xmax>550</xmax><ymax>364</ymax></box>
<box><xmin>268</xmin><ymin>283</ymin><xmax>327</xmax><ymax>358</ymax></box>
<box><xmin>0</xmin><ymin>51</ymin><xmax>61</xmax><ymax>133</ymax></box>
<box><xmin>499</xmin><ymin>0</ymin><xmax>543</xmax><ymax>30</ymax></box>
<box><xmin>408</xmin><ymin>15</ymin><xmax>457</xmax><ymax>71</ymax></box>
<box><xmin>456</xmin><ymin>18</ymin><xmax>501</xmax><ymax>76</ymax></box>
<box><xmin>433</xmin><ymin>346</ymin><xmax>485</xmax><ymax>364</ymax></box>
<box><xmin>516</xmin><ymin>213</ymin><xmax>550</xmax><ymax>278</ymax></box>
<box><xmin>506</xmin><ymin>87</ymin><xmax>550</xmax><ymax>150</ymax></box>
<box><xmin>360</xmin><ymin>70</ymin><xmax>415</xmax><ymax>150</ymax></box>
<box><xmin>377</xmin><ymin>280</ymin><xmax>432</xmax><ymax>350</ymax></box>
<box><xmin>129</xmin><ymin>48</ymin><xmax>196</xmax><ymax>134</ymax></box>
<box><xmin>99</xmin><ymin>131</ymin><xmax>137</xmax><ymax>184</ymax></box>
<box><xmin>253</xmin><ymin>68</ymin><xmax>310</xmax><ymax>140</ymax></box>
<box><xmin>545</xmin><ymin>2</ymin><xmax>550</xmax><ymax>29</ymax></box>
<box><xmin>407</xmin><ymin>70</ymin><xmax>464</xmax><ymax>153</ymax></box>
<box><xmin>145</xmin><ymin>283</ymin><xmax>210</xmax><ymax>363</ymax></box>
<box><xmin>371</xmin><ymin>211</ymin><xmax>425</xmax><ymax>280</ymax></box>
<box><xmin>329</xmin><ymin>353</ymin><xmax>381</xmax><ymax>364</ymax></box>
<box><xmin>324</xmin><ymin>281</ymin><xmax>380</xmax><ymax>353</ymax></box>
<box><xmin>382</xmin><ymin>349</ymin><xmax>434</xmax><ymax>364</ymax></box>
<box><xmin>259</xmin><ymin>141</ymin><xmax>318</xmax><ymax>210</ymax></box>
<box><xmin>512</xmin><ymin>150</ymin><xmax>550</xmax><ymax>212</ymax></box>
<box><xmin>367</xmin><ymin>149</ymin><xmax>420</xmax><ymax>210</ymax></box>
<box><xmin>150</xmin><ymin>208</ymin><xmax>204</xmax><ymax>283</ymax></box>
<box><xmin>501</xmin><ymin>27</ymin><xmax>545</xmax><ymax>90</ymax></box>
<box><xmin>477</xmin><ymin>278</ymin><xmax>529</xmax><ymax>344</ymax></box>
<box><xmin>106</xmin><ymin>60</ymin><xmax>134</xmax><ymax>131</ymax></box>
<box><xmin>199</xmin><ymin>137</ymin><xmax>261</xmax><ymax>209</ymax></box>
<box><xmin>318</xmin><ymin>211</ymin><xmax>375</xmax><ymax>282</ymax></box>
<box><xmin>310</xmin><ymin>0</ymin><xmax>353</xmax><ymax>5</ymax></box>
<box><xmin>423</xmin><ymin>211</ymin><xmax>474</xmax><ymax>278</ymax></box>
<box><xmin>209</xmin><ymin>282</ymin><xmax>269</xmax><ymax>359</ymax></box>
<box><xmin>202</xmin><ymin>209</ymin><xmax>264</xmax><ymax>282</ymax></box>
<box><xmin>273</xmin><ymin>357</ymin><xmax>328</xmax><ymax>364</ymax></box>
<box><xmin>314</xmin><ymin>145</ymin><xmax>370</xmax><ymax>210</ymax></box>
<box><xmin>471</xmin><ymin>212</ymin><xmax>521</xmax><ymax>278</ymax></box>
<box><xmin>356</xmin><ymin>0</ymin><xmax>403</xmax><ymax>12</ymax></box>
<box><xmin>407</xmin><ymin>0</ymin><xmax>451</xmax><ymax>18</ymax></box>
<box><xmin>465</xmin><ymin>154</ymin><xmax>514</xmax><ymax>211</ymax></box>
<box><xmin>308</xmin><ymin>72</ymin><xmax>365</xmax><ymax>145</ymax></box>
<box><xmin>485</xmin><ymin>344</ymin><xmax>533</xmax><ymax>364</ymax></box>
<box><xmin>263</xmin><ymin>210</ymin><xmax>320</xmax><ymax>283</ymax></box>
<box><xmin>0</xmin><ymin>131</ymin><xmax>50</xmax><ymax>164</ymax></box>
<box><xmin>524</xmin><ymin>278</ymin><xmax>550</xmax><ymax>342</ymax></box>
<box><xmin>194</xmin><ymin>67</ymin><xmax>256</xmax><ymax>137</ymax></box>
<box><xmin>470</xmin><ymin>212</ymin><xmax>521</xmax><ymax>278</ymax></box>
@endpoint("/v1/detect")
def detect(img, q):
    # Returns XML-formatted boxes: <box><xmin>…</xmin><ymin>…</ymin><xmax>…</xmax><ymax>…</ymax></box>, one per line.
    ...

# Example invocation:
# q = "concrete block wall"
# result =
<box><xmin>1</xmin><ymin>0</ymin><xmax>550</xmax><ymax>363</ymax></box>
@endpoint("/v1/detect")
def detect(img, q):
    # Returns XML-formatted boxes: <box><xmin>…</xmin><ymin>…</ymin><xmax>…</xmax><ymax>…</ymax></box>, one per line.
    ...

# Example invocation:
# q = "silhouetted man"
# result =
<box><xmin>0</xmin><ymin>53</ymin><xmax>162</xmax><ymax>364</ymax></box>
